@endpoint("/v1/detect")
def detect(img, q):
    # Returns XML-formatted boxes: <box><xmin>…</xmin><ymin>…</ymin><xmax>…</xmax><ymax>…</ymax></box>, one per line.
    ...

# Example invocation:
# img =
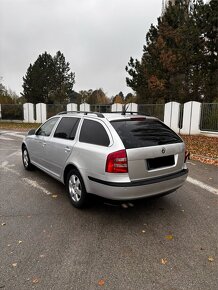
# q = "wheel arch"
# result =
<box><xmin>63</xmin><ymin>163</ymin><xmax>81</xmax><ymax>185</ymax></box>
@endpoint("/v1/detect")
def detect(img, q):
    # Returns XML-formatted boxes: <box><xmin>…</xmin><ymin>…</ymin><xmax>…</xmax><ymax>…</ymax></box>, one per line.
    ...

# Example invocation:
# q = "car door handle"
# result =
<box><xmin>43</xmin><ymin>142</ymin><xmax>46</xmax><ymax>147</ymax></box>
<box><xmin>65</xmin><ymin>147</ymin><xmax>71</xmax><ymax>152</ymax></box>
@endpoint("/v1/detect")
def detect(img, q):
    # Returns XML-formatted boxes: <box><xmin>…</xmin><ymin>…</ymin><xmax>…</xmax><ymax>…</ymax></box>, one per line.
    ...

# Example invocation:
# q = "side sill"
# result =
<box><xmin>88</xmin><ymin>169</ymin><xmax>189</xmax><ymax>188</ymax></box>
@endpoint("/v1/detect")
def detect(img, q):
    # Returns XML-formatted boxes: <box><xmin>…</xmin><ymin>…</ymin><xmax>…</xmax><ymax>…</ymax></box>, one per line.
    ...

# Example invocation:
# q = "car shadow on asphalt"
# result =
<box><xmin>25</xmin><ymin>166</ymin><xmax>183</xmax><ymax>221</ymax></box>
<box><xmin>85</xmin><ymin>191</ymin><xmax>182</xmax><ymax>219</ymax></box>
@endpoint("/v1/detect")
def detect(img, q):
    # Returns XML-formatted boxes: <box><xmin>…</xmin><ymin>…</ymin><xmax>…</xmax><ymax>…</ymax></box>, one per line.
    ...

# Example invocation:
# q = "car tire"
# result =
<box><xmin>66</xmin><ymin>169</ymin><xmax>88</xmax><ymax>209</ymax></box>
<box><xmin>22</xmin><ymin>147</ymin><xmax>34</xmax><ymax>170</ymax></box>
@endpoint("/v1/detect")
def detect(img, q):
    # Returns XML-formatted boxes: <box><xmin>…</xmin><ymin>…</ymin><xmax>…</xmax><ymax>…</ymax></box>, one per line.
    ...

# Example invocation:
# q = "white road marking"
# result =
<box><xmin>0</xmin><ymin>148</ymin><xmax>20</xmax><ymax>150</ymax></box>
<box><xmin>0</xmin><ymin>161</ymin><xmax>19</xmax><ymax>175</ymax></box>
<box><xmin>187</xmin><ymin>161</ymin><xmax>196</xmax><ymax>166</ymax></box>
<box><xmin>22</xmin><ymin>178</ymin><xmax>52</xmax><ymax>195</ymax></box>
<box><xmin>1</xmin><ymin>161</ymin><xmax>9</xmax><ymax>167</ymax></box>
<box><xmin>0</xmin><ymin>136</ymin><xmax>15</xmax><ymax>141</ymax></box>
<box><xmin>6</xmin><ymin>150</ymin><xmax>21</xmax><ymax>158</ymax></box>
<box><xmin>187</xmin><ymin>176</ymin><xmax>218</xmax><ymax>195</ymax></box>
<box><xmin>5</xmin><ymin>132</ymin><xmax>26</xmax><ymax>139</ymax></box>
<box><xmin>0</xmin><ymin>131</ymin><xmax>26</xmax><ymax>139</ymax></box>
<box><xmin>0</xmin><ymin>160</ymin><xmax>52</xmax><ymax>196</ymax></box>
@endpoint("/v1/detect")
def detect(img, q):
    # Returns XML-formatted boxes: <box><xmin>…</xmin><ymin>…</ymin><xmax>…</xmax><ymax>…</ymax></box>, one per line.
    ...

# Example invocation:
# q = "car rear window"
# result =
<box><xmin>110</xmin><ymin>118</ymin><xmax>182</xmax><ymax>149</ymax></box>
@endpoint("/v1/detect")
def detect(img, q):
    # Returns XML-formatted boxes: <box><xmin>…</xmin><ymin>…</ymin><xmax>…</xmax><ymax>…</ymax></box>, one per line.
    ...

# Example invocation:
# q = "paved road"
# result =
<box><xmin>0</xmin><ymin>131</ymin><xmax>217</xmax><ymax>290</ymax></box>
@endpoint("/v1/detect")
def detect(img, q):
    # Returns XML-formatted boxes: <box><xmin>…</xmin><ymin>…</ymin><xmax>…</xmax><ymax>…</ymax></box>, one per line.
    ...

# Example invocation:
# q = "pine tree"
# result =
<box><xmin>195</xmin><ymin>0</ymin><xmax>218</xmax><ymax>102</ymax></box>
<box><xmin>22</xmin><ymin>51</ymin><xmax>75</xmax><ymax>104</ymax></box>
<box><xmin>126</xmin><ymin>0</ymin><xmax>217</xmax><ymax>103</ymax></box>
<box><xmin>51</xmin><ymin>51</ymin><xmax>75</xmax><ymax>103</ymax></box>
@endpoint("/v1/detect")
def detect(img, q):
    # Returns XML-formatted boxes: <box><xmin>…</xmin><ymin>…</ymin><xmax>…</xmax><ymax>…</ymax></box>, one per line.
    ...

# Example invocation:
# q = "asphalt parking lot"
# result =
<box><xmin>0</xmin><ymin>131</ymin><xmax>217</xmax><ymax>290</ymax></box>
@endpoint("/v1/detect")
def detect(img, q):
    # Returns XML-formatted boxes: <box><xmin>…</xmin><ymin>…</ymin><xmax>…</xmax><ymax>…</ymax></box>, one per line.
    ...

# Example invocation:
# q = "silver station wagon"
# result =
<box><xmin>22</xmin><ymin>112</ymin><xmax>189</xmax><ymax>208</ymax></box>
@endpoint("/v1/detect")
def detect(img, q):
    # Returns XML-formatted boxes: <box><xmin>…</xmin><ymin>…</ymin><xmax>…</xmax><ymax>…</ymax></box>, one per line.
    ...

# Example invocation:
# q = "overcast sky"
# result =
<box><xmin>0</xmin><ymin>0</ymin><xmax>162</xmax><ymax>97</ymax></box>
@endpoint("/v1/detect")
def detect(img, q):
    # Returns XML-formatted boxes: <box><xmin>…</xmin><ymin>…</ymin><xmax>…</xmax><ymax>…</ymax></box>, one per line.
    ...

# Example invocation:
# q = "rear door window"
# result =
<box><xmin>54</xmin><ymin>117</ymin><xmax>80</xmax><ymax>140</ymax></box>
<box><xmin>111</xmin><ymin>118</ymin><xmax>182</xmax><ymax>149</ymax></box>
<box><xmin>79</xmin><ymin>119</ymin><xmax>110</xmax><ymax>146</ymax></box>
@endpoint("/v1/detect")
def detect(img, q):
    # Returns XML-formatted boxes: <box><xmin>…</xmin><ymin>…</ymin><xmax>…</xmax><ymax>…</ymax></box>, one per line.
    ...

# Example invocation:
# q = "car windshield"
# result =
<box><xmin>110</xmin><ymin>118</ymin><xmax>182</xmax><ymax>149</ymax></box>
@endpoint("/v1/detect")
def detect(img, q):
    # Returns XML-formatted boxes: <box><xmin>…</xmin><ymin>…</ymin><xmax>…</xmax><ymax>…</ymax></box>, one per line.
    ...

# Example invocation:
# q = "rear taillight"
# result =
<box><xmin>105</xmin><ymin>150</ymin><xmax>128</xmax><ymax>173</ymax></box>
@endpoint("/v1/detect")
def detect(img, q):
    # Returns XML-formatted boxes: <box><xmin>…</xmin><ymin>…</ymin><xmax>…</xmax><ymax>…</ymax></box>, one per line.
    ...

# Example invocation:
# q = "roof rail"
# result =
<box><xmin>84</xmin><ymin>111</ymin><xmax>104</xmax><ymax>118</ymax></box>
<box><xmin>121</xmin><ymin>111</ymin><xmax>139</xmax><ymax>115</ymax></box>
<box><xmin>57</xmin><ymin>111</ymin><xmax>105</xmax><ymax>118</ymax></box>
<box><xmin>98</xmin><ymin>110</ymin><xmax>143</xmax><ymax>116</ymax></box>
<box><xmin>107</xmin><ymin>111</ymin><xmax>139</xmax><ymax>115</ymax></box>
<box><xmin>112</xmin><ymin>111</ymin><xmax>147</xmax><ymax>117</ymax></box>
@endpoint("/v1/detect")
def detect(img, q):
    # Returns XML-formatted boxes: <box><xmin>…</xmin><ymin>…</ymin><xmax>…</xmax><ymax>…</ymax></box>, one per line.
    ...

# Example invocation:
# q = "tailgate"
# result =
<box><xmin>127</xmin><ymin>143</ymin><xmax>185</xmax><ymax>181</ymax></box>
<box><xmin>110</xmin><ymin>117</ymin><xmax>185</xmax><ymax>181</ymax></box>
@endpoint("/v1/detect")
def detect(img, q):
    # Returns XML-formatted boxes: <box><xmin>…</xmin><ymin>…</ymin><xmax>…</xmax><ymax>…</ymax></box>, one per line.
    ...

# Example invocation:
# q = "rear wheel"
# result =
<box><xmin>22</xmin><ymin>147</ymin><xmax>34</xmax><ymax>170</ymax></box>
<box><xmin>66</xmin><ymin>169</ymin><xmax>88</xmax><ymax>209</ymax></box>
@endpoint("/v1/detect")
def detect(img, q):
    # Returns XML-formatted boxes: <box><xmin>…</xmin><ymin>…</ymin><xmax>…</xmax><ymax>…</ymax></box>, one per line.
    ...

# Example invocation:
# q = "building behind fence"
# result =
<box><xmin>0</xmin><ymin>101</ymin><xmax>217</xmax><ymax>135</ymax></box>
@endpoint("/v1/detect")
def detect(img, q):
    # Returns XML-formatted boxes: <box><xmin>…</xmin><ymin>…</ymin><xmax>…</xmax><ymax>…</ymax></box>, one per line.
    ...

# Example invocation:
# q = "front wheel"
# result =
<box><xmin>66</xmin><ymin>169</ymin><xmax>88</xmax><ymax>209</ymax></box>
<box><xmin>22</xmin><ymin>147</ymin><xmax>34</xmax><ymax>170</ymax></box>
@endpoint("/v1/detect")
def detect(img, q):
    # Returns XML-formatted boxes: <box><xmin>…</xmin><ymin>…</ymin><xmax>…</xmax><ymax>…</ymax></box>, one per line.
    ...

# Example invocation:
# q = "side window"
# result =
<box><xmin>36</xmin><ymin>117</ymin><xmax>59</xmax><ymax>137</ymax></box>
<box><xmin>79</xmin><ymin>119</ymin><xmax>110</xmax><ymax>146</ymax></box>
<box><xmin>54</xmin><ymin>117</ymin><xmax>80</xmax><ymax>140</ymax></box>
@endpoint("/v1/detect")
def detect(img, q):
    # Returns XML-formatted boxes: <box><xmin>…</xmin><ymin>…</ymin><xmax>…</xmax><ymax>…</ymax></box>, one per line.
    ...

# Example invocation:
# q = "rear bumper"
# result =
<box><xmin>88</xmin><ymin>169</ymin><xmax>188</xmax><ymax>200</ymax></box>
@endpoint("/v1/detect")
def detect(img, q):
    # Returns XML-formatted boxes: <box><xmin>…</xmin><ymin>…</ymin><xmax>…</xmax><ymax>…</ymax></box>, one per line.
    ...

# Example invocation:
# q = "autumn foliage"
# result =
<box><xmin>181</xmin><ymin>135</ymin><xmax>218</xmax><ymax>166</ymax></box>
<box><xmin>126</xmin><ymin>0</ymin><xmax>218</xmax><ymax>104</ymax></box>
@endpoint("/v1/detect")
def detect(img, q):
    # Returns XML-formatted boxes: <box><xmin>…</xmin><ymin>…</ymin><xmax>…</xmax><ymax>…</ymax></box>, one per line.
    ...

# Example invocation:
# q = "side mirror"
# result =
<box><xmin>28</xmin><ymin>129</ymin><xmax>36</xmax><ymax>135</ymax></box>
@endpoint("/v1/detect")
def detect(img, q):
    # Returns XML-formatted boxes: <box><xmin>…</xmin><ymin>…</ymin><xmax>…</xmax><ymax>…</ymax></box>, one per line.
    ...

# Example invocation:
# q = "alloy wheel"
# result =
<box><xmin>23</xmin><ymin>149</ymin><xmax>29</xmax><ymax>168</ymax></box>
<box><xmin>68</xmin><ymin>174</ymin><xmax>82</xmax><ymax>202</ymax></box>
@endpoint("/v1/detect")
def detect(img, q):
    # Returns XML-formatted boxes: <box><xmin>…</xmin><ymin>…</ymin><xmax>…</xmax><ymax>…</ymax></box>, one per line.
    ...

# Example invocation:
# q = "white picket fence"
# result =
<box><xmin>0</xmin><ymin>101</ymin><xmax>217</xmax><ymax>136</ymax></box>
